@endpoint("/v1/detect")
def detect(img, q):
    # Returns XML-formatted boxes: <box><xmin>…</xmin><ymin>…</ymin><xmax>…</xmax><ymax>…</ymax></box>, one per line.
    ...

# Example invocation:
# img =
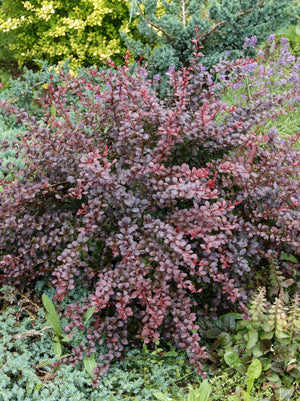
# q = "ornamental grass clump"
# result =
<box><xmin>0</xmin><ymin>36</ymin><xmax>299</xmax><ymax>382</ymax></box>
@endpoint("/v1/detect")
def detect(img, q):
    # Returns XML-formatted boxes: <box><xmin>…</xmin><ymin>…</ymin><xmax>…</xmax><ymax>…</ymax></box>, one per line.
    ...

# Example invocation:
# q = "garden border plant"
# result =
<box><xmin>0</xmin><ymin>34</ymin><xmax>299</xmax><ymax>384</ymax></box>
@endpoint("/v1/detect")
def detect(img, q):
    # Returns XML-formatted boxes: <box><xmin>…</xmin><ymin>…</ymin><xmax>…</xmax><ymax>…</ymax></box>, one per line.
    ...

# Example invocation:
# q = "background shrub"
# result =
<box><xmin>0</xmin><ymin>114</ymin><xmax>26</xmax><ymax>184</ymax></box>
<box><xmin>0</xmin><ymin>38</ymin><xmax>299</xmax><ymax>381</ymax></box>
<box><xmin>123</xmin><ymin>0</ymin><xmax>300</xmax><ymax>79</ymax></box>
<box><xmin>0</xmin><ymin>0</ymin><xmax>139</xmax><ymax>68</ymax></box>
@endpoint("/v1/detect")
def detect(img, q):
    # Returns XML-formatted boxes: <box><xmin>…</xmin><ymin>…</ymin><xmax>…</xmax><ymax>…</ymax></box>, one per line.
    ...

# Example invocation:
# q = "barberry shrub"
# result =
<box><xmin>0</xmin><ymin>36</ymin><xmax>299</xmax><ymax>381</ymax></box>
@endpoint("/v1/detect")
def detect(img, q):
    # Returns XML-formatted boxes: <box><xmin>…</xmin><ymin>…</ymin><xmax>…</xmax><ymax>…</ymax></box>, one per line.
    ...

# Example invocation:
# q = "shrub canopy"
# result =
<box><xmin>0</xmin><ymin>0</ymin><xmax>138</xmax><ymax>68</ymax></box>
<box><xmin>0</xmin><ymin>37</ymin><xmax>299</xmax><ymax>381</ymax></box>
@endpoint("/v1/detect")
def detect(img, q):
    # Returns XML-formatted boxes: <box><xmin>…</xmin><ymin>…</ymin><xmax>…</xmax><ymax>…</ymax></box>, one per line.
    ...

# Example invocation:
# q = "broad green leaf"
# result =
<box><xmin>246</xmin><ymin>330</ymin><xmax>258</xmax><ymax>349</ymax></box>
<box><xmin>196</xmin><ymin>380</ymin><xmax>212</xmax><ymax>401</ymax></box>
<box><xmin>42</xmin><ymin>294</ymin><xmax>61</xmax><ymax>337</ymax></box>
<box><xmin>271</xmin><ymin>361</ymin><xmax>284</xmax><ymax>373</ymax></box>
<box><xmin>237</xmin><ymin>363</ymin><xmax>247</xmax><ymax>375</ymax></box>
<box><xmin>241</xmin><ymin>390</ymin><xmax>251</xmax><ymax>401</ymax></box>
<box><xmin>281</xmin><ymin>253</ymin><xmax>298</xmax><ymax>263</ymax></box>
<box><xmin>217</xmin><ymin>332</ymin><xmax>231</xmax><ymax>347</ymax></box>
<box><xmin>61</xmin><ymin>334</ymin><xmax>72</xmax><ymax>343</ymax></box>
<box><xmin>247</xmin><ymin>359</ymin><xmax>262</xmax><ymax>380</ymax></box>
<box><xmin>153</xmin><ymin>393</ymin><xmax>173</xmax><ymax>401</ymax></box>
<box><xmin>53</xmin><ymin>341</ymin><xmax>62</xmax><ymax>358</ymax></box>
<box><xmin>206</xmin><ymin>327</ymin><xmax>222</xmax><ymax>338</ymax></box>
<box><xmin>223</xmin><ymin>314</ymin><xmax>236</xmax><ymax>332</ymax></box>
<box><xmin>83</xmin><ymin>354</ymin><xmax>97</xmax><ymax>377</ymax></box>
<box><xmin>82</xmin><ymin>306</ymin><xmax>96</xmax><ymax>325</ymax></box>
<box><xmin>224</xmin><ymin>351</ymin><xmax>241</xmax><ymax>368</ymax></box>
<box><xmin>163</xmin><ymin>350</ymin><xmax>178</xmax><ymax>357</ymax></box>
<box><xmin>228</xmin><ymin>396</ymin><xmax>239</xmax><ymax>401</ymax></box>
<box><xmin>267</xmin><ymin>373</ymin><xmax>281</xmax><ymax>382</ymax></box>
<box><xmin>288</xmin><ymin>367</ymin><xmax>300</xmax><ymax>378</ymax></box>
<box><xmin>261</xmin><ymin>322</ymin><xmax>272</xmax><ymax>333</ymax></box>
<box><xmin>275</xmin><ymin>330</ymin><xmax>290</xmax><ymax>340</ymax></box>
<box><xmin>273</xmin><ymin>344</ymin><xmax>293</xmax><ymax>361</ymax></box>
<box><xmin>252</xmin><ymin>344</ymin><xmax>264</xmax><ymax>357</ymax></box>
<box><xmin>187</xmin><ymin>387</ymin><xmax>196</xmax><ymax>401</ymax></box>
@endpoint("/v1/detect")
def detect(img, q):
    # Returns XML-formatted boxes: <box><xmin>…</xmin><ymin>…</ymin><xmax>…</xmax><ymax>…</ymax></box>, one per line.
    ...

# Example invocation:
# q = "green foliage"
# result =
<box><xmin>123</xmin><ymin>0</ymin><xmax>300</xmax><ymax>80</ymax></box>
<box><xmin>201</xmin><ymin>285</ymin><xmax>300</xmax><ymax>399</ymax></box>
<box><xmin>153</xmin><ymin>379</ymin><xmax>212</xmax><ymax>401</ymax></box>
<box><xmin>218</xmin><ymin>36</ymin><xmax>300</xmax><ymax>151</ymax></box>
<box><xmin>0</xmin><ymin>0</ymin><xmax>138</xmax><ymax>68</ymax></box>
<box><xmin>0</xmin><ymin>286</ymin><xmax>202</xmax><ymax>400</ymax></box>
<box><xmin>1</xmin><ymin>285</ymin><xmax>300</xmax><ymax>400</ymax></box>
<box><xmin>41</xmin><ymin>293</ymin><xmax>96</xmax><ymax>373</ymax></box>
<box><xmin>0</xmin><ymin>114</ymin><xmax>26</xmax><ymax>183</ymax></box>
<box><xmin>278</xmin><ymin>25</ymin><xmax>300</xmax><ymax>56</ymax></box>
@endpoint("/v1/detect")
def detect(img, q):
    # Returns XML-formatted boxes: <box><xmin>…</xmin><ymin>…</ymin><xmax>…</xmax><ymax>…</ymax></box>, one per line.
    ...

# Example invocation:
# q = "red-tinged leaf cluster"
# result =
<box><xmin>0</xmin><ymin>42</ymin><xmax>299</xmax><ymax>381</ymax></box>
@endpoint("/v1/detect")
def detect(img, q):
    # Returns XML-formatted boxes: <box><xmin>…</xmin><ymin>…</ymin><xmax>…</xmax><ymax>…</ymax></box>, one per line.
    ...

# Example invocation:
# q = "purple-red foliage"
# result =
<box><xmin>0</xmin><ymin>43</ymin><xmax>299</xmax><ymax>380</ymax></box>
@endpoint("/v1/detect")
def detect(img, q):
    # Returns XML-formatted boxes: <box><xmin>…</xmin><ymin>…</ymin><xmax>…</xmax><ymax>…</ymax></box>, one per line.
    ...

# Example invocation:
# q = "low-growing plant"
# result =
<box><xmin>154</xmin><ymin>379</ymin><xmax>212</xmax><ymax>401</ymax></box>
<box><xmin>42</xmin><ymin>293</ymin><xmax>97</xmax><ymax>376</ymax></box>
<box><xmin>201</xmin><ymin>284</ymin><xmax>300</xmax><ymax>399</ymax></box>
<box><xmin>0</xmin><ymin>35</ymin><xmax>299</xmax><ymax>383</ymax></box>
<box><xmin>0</xmin><ymin>114</ymin><xmax>26</xmax><ymax>185</ymax></box>
<box><xmin>0</xmin><ymin>286</ymin><xmax>204</xmax><ymax>400</ymax></box>
<box><xmin>278</xmin><ymin>26</ymin><xmax>300</xmax><ymax>57</ymax></box>
<box><xmin>218</xmin><ymin>35</ymin><xmax>300</xmax><ymax>149</ymax></box>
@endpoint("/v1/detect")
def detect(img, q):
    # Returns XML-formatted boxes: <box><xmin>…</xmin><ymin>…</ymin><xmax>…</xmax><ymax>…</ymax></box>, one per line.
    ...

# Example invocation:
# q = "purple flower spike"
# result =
<box><xmin>243</xmin><ymin>36</ymin><xmax>257</xmax><ymax>49</ymax></box>
<box><xmin>249</xmin><ymin>36</ymin><xmax>257</xmax><ymax>48</ymax></box>
<box><xmin>242</xmin><ymin>37</ymin><xmax>250</xmax><ymax>49</ymax></box>
<box><xmin>267</xmin><ymin>34</ymin><xmax>275</xmax><ymax>44</ymax></box>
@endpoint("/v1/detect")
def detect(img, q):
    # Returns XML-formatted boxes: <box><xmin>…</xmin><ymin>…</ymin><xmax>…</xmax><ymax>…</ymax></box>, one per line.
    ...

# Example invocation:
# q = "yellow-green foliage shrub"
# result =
<box><xmin>0</xmin><ymin>0</ymin><xmax>136</xmax><ymax>68</ymax></box>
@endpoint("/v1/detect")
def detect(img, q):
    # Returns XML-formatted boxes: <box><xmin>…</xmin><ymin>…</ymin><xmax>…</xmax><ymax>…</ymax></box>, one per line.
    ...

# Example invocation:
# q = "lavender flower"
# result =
<box><xmin>289</xmin><ymin>72</ymin><xmax>299</xmax><ymax>84</ymax></box>
<box><xmin>249</xmin><ymin>36</ymin><xmax>257</xmax><ymax>48</ymax></box>
<box><xmin>257</xmin><ymin>49</ymin><xmax>264</xmax><ymax>57</ymax></box>
<box><xmin>267</xmin><ymin>34</ymin><xmax>275</xmax><ymax>44</ymax></box>
<box><xmin>242</xmin><ymin>37</ymin><xmax>250</xmax><ymax>49</ymax></box>
<box><xmin>243</xmin><ymin>36</ymin><xmax>257</xmax><ymax>49</ymax></box>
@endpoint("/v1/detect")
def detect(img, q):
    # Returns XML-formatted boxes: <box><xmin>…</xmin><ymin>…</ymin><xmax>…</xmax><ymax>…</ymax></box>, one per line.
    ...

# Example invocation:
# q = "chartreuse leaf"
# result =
<box><xmin>247</xmin><ymin>359</ymin><xmax>262</xmax><ymax>379</ymax></box>
<box><xmin>163</xmin><ymin>350</ymin><xmax>178</xmax><ymax>357</ymax></box>
<box><xmin>153</xmin><ymin>393</ymin><xmax>173</xmax><ymax>401</ymax></box>
<box><xmin>246</xmin><ymin>330</ymin><xmax>258</xmax><ymax>349</ymax></box>
<box><xmin>224</xmin><ymin>352</ymin><xmax>241</xmax><ymax>368</ymax></box>
<box><xmin>82</xmin><ymin>306</ymin><xmax>96</xmax><ymax>325</ymax></box>
<box><xmin>246</xmin><ymin>359</ymin><xmax>262</xmax><ymax>394</ymax></box>
<box><xmin>53</xmin><ymin>339</ymin><xmax>62</xmax><ymax>358</ymax></box>
<box><xmin>190</xmin><ymin>380</ymin><xmax>212</xmax><ymax>401</ymax></box>
<box><xmin>83</xmin><ymin>354</ymin><xmax>97</xmax><ymax>377</ymax></box>
<box><xmin>42</xmin><ymin>293</ymin><xmax>61</xmax><ymax>337</ymax></box>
